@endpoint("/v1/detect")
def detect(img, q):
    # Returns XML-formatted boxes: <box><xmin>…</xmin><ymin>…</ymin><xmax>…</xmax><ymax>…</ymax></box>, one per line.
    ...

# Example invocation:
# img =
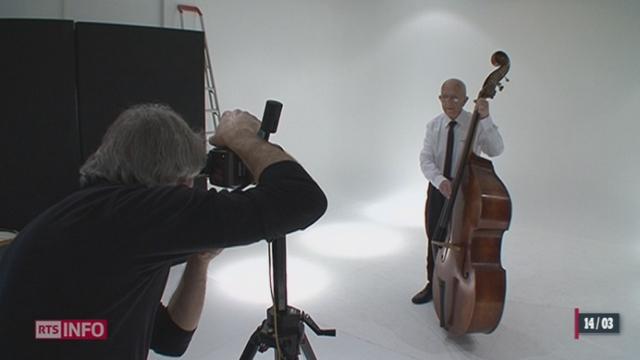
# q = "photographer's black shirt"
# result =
<box><xmin>0</xmin><ymin>161</ymin><xmax>327</xmax><ymax>360</ymax></box>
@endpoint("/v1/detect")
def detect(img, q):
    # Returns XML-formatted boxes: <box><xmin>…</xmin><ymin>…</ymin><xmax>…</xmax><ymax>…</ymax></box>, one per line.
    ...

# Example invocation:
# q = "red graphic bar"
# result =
<box><xmin>574</xmin><ymin>308</ymin><xmax>579</xmax><ymax>340</ymax></box>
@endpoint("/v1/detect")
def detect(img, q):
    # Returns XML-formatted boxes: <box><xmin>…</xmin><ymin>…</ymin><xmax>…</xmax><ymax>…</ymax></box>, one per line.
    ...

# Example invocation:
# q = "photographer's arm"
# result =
<box><xmin>150</xmin><ymin>251</ymin><xmax>220</xmax><ymax>356</ymax></box>
<box><xmin>209</xmin><ymin>110</ymin><xmax>293</xmax><ymax>181</ymax></box>
<box><xmin>167</xmin><ymin>250</ymin><xmax>220</xmax><ymax>331</ymax></box>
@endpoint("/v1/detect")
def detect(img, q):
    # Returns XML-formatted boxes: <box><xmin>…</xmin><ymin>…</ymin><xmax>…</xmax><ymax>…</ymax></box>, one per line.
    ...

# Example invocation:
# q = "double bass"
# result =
<box><xmin>431</xmin><ymin>51</ymin><xmax>512</xmax><ymax>336</ymax></box>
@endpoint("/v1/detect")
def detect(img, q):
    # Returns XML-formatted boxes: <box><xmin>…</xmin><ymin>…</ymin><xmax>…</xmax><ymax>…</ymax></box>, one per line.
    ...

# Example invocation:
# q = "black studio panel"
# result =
<box><xmin>0</xmin><ymin>19</ymin><xmax>81</xmax><ymax>230</ymax></box>
<box><xmin>75</xmin><ymin>22</ymin><xmax>205</xmax><ymax>160</ymax></box>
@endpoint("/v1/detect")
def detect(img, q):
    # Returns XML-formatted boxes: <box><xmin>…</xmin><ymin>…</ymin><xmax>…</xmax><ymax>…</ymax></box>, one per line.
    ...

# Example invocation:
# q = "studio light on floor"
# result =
<box><xmin>298</xmin><ymin>221</ymin><xmax>405</xmax><ymax>259</ymax></box>
<box><xmin>208</xmin><ymin>256</ymin><xmax>330</xmax><ymax>305</ymax></box>
<box><xmin>360</xmin><ymin>188</ymin><xmax>425</xmax><ymax>228</ymax></box>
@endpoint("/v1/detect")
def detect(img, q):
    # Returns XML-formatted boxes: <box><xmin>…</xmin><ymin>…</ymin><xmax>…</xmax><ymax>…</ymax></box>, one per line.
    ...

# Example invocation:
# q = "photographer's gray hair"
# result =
<box><xmin>80</xmin><ymin>104</ymin><xmax>206</xmax><ymax>186</ymax></box>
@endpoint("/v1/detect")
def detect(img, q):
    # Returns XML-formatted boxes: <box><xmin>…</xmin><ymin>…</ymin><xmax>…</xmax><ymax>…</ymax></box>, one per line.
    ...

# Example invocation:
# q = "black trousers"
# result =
<box><xmin>425</xmin><ymin>183</ymin><xmax>446</xmax><ymax>283</ymax></box>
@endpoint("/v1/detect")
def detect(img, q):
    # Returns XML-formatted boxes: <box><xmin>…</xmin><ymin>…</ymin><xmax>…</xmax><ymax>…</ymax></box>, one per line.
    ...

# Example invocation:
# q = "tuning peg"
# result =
<box><xmin>505</xmin><ymin>77</ymin><xmax>510</xmax><ymax>82</ymax></box>
<box><xmin>498</xmin><ymin>84</ymin><xmax>504</xmax><ymax>91</ymax></box>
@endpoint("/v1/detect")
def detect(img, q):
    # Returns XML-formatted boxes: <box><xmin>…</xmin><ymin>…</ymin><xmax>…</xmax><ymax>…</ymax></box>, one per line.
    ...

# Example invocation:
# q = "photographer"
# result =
<box><xmin>0</xmin><ymin>104</ymin><xmax>327</xmax><ymax>359</ymax></box>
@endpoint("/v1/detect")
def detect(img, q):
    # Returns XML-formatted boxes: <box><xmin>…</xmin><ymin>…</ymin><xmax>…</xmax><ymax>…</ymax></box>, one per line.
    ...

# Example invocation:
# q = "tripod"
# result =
<box><xmin>239</xmin><ymin>236</ymin><xmax>336</xmax><ymax>359</ymax></box>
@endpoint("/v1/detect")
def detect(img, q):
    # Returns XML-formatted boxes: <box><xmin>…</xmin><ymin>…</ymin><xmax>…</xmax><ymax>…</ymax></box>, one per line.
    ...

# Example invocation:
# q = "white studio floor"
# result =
<box><xmin>152</xmin><ymin>188</ymin><xmax>639</xmax><ymax>360</ymax></box>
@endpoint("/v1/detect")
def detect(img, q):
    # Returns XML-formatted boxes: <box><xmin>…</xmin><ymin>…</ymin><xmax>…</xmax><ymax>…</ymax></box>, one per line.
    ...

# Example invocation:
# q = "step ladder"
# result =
<box><xmin>177</xmin><ymin>4</ymin><xmax>221</xmax><ymax>131</ymax></box>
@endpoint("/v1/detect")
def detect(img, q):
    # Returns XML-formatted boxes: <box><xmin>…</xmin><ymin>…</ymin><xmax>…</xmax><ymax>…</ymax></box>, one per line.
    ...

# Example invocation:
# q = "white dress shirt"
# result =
<box><xmin>420</xmin><ymin>110</ymin><xmax>504</xmax><ymax>188</ymax></box>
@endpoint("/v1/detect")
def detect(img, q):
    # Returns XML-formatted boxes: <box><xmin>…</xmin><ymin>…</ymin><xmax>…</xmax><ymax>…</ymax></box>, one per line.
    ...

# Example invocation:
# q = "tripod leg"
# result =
<box><xmin>239</xmin><ymin>327</ymin><xmax>262</xmax><ymax>360</ymax></box>
<box><xmin>299</xmin><ymin>333</ymin><xmax>317</xmax><ymax>360</ymax></box>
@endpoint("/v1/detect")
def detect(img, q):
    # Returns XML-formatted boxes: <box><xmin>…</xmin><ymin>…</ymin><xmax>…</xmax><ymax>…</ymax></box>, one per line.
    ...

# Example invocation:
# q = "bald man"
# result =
<box><xmin>413</xmin><ymin>79</ymin><xmax>504</xmax><ymax>304</ymax></box>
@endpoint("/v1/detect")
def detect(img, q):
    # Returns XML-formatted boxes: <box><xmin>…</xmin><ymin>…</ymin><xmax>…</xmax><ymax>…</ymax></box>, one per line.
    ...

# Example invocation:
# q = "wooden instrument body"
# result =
<box><xmin>433</xmin><ymin>153</ymin><xmax>511</xmax><ymax>335</ymax></box>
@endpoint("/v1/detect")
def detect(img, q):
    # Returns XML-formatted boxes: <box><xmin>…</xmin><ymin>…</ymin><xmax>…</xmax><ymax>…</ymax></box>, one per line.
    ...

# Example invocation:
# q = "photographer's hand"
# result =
<box><xmin>209</xmin><ymin>110</ymin><xmax>260</xmax><ymax>145</ymax></box>
<box><xmin>209</xmin><ymin>110</ymin><xmax>293</xmax><ymax>181</ymax></box>
<box><xmin>193</xmin><ymin>248</ymin><xmax>222</xmax><ymax>262</ymax></box>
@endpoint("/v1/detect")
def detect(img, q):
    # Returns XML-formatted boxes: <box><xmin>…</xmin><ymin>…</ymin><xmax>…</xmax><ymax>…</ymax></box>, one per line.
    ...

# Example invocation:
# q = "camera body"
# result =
<box><xmin>202</xmin><ymin>147</ymin><xmax>251</xmax><ymax>188</ymax></box>
<box><xmin>201</xmin><ymin>100</ymin><xmax>282</xmax><ymax>189</ymax></box>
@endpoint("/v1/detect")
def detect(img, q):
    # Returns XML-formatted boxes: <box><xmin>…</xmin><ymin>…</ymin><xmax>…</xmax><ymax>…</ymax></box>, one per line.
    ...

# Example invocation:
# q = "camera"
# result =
<box><xmin>201</xmin><ymin>100</ymin><xmax>282</xmax><ymax>189</ymax></box>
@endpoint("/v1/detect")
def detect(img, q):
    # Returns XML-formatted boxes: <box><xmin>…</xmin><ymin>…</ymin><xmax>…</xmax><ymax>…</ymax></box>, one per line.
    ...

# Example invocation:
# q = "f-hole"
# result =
<box><xmin>438</xmin><ymin>279</ymin><xmax>446</xmax><ymax>328</ymax></box>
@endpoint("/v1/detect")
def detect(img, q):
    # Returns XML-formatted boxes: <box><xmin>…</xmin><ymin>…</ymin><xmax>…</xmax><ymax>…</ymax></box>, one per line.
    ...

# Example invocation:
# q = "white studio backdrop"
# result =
<box><xmin>170</xmin><ymin>0</ymin><xmax>640</xmax><ymax>245</ymax></box>
<box><xmin>2</xmin><ymin>0</ymin><xmax>639</xmax><ymax>358</ymax></box>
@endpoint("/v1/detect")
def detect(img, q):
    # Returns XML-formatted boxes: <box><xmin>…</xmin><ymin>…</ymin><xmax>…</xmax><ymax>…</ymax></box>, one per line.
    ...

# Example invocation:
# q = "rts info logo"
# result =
<box><xmin>35</xmin><ymin>320</ymin><xmax>108</xmax><ymax>340</ymax></box>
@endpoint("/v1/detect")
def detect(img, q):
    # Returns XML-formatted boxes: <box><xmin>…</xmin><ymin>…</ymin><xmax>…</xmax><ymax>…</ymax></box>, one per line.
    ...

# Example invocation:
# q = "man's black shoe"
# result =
<box><xmin>411</xmin><ymin>283</ymin><xmax>433</xmax><ymax>304</ymax></box>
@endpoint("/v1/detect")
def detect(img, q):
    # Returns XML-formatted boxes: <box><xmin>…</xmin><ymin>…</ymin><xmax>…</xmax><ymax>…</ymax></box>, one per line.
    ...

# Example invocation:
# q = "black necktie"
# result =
<box><xmin>443</xmin><ymin>121</ymin><xmax>457</xmax><ymax>179</ymax></box>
